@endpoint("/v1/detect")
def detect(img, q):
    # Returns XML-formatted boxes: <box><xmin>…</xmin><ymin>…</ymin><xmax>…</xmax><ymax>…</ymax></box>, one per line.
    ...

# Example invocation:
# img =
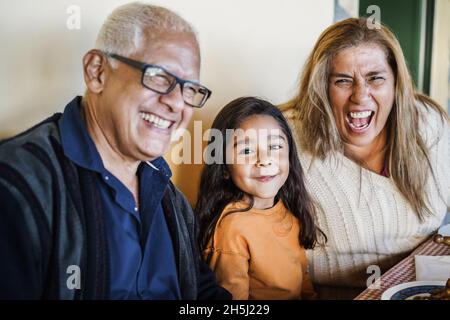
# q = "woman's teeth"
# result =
<box><xmin>140</xmin><ymin>112</ymin><xmax>171</xmax><ymax>129</ymax></box>
<box><xmin>348</xmin><ymin>111</ymin><xmax>373</xmax><ymax>130</ymax></box>
<box><xmin>349</xmin><ymin>111</ymin><xmax>372</xmax><ymax>119</ymax></box>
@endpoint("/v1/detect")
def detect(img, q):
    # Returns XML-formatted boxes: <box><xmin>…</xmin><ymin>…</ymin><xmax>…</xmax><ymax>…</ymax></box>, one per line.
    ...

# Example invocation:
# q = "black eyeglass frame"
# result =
<box><xmin>106</xmin><ymin>52</ymin><xmax>211</xmax><ymax>108</ymax></box>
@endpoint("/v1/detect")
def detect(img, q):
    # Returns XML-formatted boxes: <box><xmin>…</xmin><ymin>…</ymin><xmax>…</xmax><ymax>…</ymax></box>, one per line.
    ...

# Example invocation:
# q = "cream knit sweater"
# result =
<box><xmin>284</xmin><ymin>106</ymin><xmax>450</xmax><ymax>290</ymax></box>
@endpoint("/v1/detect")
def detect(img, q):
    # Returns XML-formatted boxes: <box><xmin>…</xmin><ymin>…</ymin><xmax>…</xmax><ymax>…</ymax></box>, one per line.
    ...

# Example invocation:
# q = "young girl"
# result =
<box><xmin>196</xmin><ymin>97</ymin><xmax>326</xmax><ymax>300</ymax></box>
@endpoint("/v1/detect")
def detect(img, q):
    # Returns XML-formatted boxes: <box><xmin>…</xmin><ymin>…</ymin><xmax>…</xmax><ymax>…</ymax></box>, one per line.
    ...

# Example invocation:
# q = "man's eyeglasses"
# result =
<box><xmin>106</xmin><ymin>53</ymin><xmax>211</xmax><ymax>108</ymax></box>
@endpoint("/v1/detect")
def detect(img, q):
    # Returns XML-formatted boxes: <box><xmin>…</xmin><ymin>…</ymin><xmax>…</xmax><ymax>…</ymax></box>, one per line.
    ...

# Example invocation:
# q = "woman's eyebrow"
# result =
<box><xmin>330</xmin><ymin>69</ymin><xmax>388</xmax><ymax>78</ymax></box>
<box><xmin>330</xmin><ymin>73</ymin><xmax>353</xmax><ymax>78</ymax></box>
<box><xmin>365</xmin><ymin>70</ymin><xmax>387</xmax><ymax>77</ymax></box>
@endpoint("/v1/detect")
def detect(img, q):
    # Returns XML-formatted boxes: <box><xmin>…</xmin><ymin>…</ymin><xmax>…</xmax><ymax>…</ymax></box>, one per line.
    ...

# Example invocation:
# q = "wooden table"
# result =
<box><xmin>355</xmin><ymin>236</ymin><xmax>450</xmax><ymax>300</ymax></box>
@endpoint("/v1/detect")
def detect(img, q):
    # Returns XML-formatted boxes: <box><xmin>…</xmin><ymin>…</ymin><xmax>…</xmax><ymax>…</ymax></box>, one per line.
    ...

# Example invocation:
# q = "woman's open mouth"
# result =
<box><xmin>346</xmin><ymin>110</ymin><xmax>374</xmax><ymax>133</ymax></box>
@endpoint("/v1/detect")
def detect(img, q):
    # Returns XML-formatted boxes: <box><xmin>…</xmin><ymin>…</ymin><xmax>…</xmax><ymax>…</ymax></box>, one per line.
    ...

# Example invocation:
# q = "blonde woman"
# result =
<box><xmin>282</xmin><ymin>18</ymin><xmax>450</xmax><ymax>299</ymax></box>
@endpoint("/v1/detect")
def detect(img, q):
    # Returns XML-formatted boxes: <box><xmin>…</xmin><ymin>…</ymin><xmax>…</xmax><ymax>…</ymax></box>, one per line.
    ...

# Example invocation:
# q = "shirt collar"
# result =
<box><xmin>146</xmin><ymin>157</ymin><xmax>172</xmax><ymax>179</ymax></box>
<box><xmin>60</xmin><ymin>96</ymin><xmax>104</xmax><ymax>172</ymax></box>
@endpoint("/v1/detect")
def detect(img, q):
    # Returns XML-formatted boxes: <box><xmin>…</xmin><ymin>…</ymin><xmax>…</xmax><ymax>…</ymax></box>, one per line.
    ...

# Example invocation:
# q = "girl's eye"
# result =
<box><xmin>270</xmin><ymin>144</ymin><xmax>283</xmax><ymax>151</ymax></box>
<box><xmin>239</xmin><ymin>148</ymin><xmax>254</xmax><ymax>155</ymax></box>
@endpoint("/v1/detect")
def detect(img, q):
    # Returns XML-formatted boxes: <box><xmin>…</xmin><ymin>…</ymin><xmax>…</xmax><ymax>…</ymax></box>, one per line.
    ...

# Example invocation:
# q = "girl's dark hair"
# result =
<box><xmin>195</xmin><ymin>96</ymin><xmax>327</xmax><ymax>251</ymax></box>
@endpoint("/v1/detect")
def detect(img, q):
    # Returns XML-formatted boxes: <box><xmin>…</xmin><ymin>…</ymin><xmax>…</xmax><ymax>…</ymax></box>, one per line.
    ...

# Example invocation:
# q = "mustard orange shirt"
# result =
<box><xmin>203</xmin><ymin>200</ymin><xmax>316</xmax><ymax>300</ymax></box>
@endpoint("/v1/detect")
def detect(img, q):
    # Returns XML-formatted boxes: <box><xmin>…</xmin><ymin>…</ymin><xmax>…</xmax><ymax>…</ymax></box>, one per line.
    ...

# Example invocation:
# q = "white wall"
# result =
<box><xmin>0</xmin><ymin>0</ymin><xmax>334</xmax><ymax>202</ymax></box>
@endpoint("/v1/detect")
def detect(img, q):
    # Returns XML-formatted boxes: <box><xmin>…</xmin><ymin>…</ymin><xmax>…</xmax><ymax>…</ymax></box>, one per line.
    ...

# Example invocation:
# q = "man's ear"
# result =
<box><xmin>83</xmin><ymin>50</ymin><xmax>108</xmax><ymax>94</ymax></box>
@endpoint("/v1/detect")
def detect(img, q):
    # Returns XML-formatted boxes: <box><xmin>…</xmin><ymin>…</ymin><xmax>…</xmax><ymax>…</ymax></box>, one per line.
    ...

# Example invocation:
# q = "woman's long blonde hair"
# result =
<box><xmin>282</xmin><ymin>18</ymin><xmax>449</xmax><ymax>220</ymax></box>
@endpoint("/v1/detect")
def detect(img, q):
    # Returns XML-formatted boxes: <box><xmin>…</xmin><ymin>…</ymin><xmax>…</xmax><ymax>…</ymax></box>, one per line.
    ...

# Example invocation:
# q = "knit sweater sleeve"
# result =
<box><xmin>418</xmin><ymin>102</ymin><xmax>450</xmax><ymax>210</ymax></box>
<box><xmin>204</xmin><ymin>214</ymin><xmax>250</xmax><ymax>300</ymax></box>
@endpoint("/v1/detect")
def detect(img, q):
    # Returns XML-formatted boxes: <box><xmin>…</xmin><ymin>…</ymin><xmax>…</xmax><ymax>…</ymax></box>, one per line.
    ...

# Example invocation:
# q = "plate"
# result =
<box><xmin>381</xmin><ymin>281</ymin><xmax>446</xmax><ymax>300</ymax></box>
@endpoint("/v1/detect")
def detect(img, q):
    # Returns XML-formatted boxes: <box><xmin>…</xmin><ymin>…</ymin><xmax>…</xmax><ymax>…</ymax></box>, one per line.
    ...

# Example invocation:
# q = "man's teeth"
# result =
<box><xmin>349</xmin><ymin>111</ymin><xmax>372</xmax><ymax>119</ymax></box>
<box><xmin>140</xmin><ymin>112</ymin><xmax>171</xmax><ymax>129</ymax></box>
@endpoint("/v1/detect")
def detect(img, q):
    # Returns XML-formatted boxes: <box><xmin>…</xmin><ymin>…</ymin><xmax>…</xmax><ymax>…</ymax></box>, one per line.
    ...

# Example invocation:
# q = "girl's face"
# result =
<box><xmin>226</xmin><ymin>115</ymin><xmax>290</xmax><ymax>209</ymax></box>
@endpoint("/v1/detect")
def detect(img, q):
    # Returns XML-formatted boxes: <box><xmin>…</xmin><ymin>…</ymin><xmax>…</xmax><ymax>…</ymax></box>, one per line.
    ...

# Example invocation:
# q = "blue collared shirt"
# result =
<box><xmin>59</xmin><ymin>96</ymin><xmax>181</xmax><ymax>299</ymax></box>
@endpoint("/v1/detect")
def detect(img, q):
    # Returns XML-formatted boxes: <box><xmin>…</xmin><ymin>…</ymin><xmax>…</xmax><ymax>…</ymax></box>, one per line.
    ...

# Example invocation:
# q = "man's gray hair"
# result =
<box><xmin>95</xmin><ymin>2</ymin><xmax>198</xmax><ymax>57</ymax></box>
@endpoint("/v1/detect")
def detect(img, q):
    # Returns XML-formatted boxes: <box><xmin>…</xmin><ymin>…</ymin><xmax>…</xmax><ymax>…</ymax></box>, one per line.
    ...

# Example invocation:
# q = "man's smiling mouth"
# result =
<box><xmin>140</xmin><ymin>111</ymin><xmax>174</xmax><ymax>130</ymax></box>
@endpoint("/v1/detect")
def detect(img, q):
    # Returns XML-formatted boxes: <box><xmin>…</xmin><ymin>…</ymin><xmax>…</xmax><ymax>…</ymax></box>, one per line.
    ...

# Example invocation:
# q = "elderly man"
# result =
<box><xmin>0</xmin><ymin>3</ymin><xmax>230</xmax><ymax>300</ymax></box>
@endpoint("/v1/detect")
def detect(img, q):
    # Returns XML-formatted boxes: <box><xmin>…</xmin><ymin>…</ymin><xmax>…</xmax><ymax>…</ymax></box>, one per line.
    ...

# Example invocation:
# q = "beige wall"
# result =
<box><xmin>0</xmin><ymin>0</ymin><xmax>334</xmax><ymax>203</ymax></box>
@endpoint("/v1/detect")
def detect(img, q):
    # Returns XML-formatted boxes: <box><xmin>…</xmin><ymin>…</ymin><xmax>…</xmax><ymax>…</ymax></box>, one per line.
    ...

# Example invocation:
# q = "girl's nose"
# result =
<box><xmin>256</xmin><ymin>154</ymin><xmax>272</xmax><ymax>167</ymax></box>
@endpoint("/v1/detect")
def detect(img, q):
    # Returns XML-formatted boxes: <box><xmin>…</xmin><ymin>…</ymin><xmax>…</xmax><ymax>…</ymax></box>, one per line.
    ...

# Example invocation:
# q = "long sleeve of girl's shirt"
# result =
<box><xmin>206</xmin><ymin>248</ymin><xmax>250</xmax><ymax>299</ymax></box>
<box><xmin>203</xmin><ymin>216</ymin><xmax>251</xmax><ymax>300</ymax></box>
